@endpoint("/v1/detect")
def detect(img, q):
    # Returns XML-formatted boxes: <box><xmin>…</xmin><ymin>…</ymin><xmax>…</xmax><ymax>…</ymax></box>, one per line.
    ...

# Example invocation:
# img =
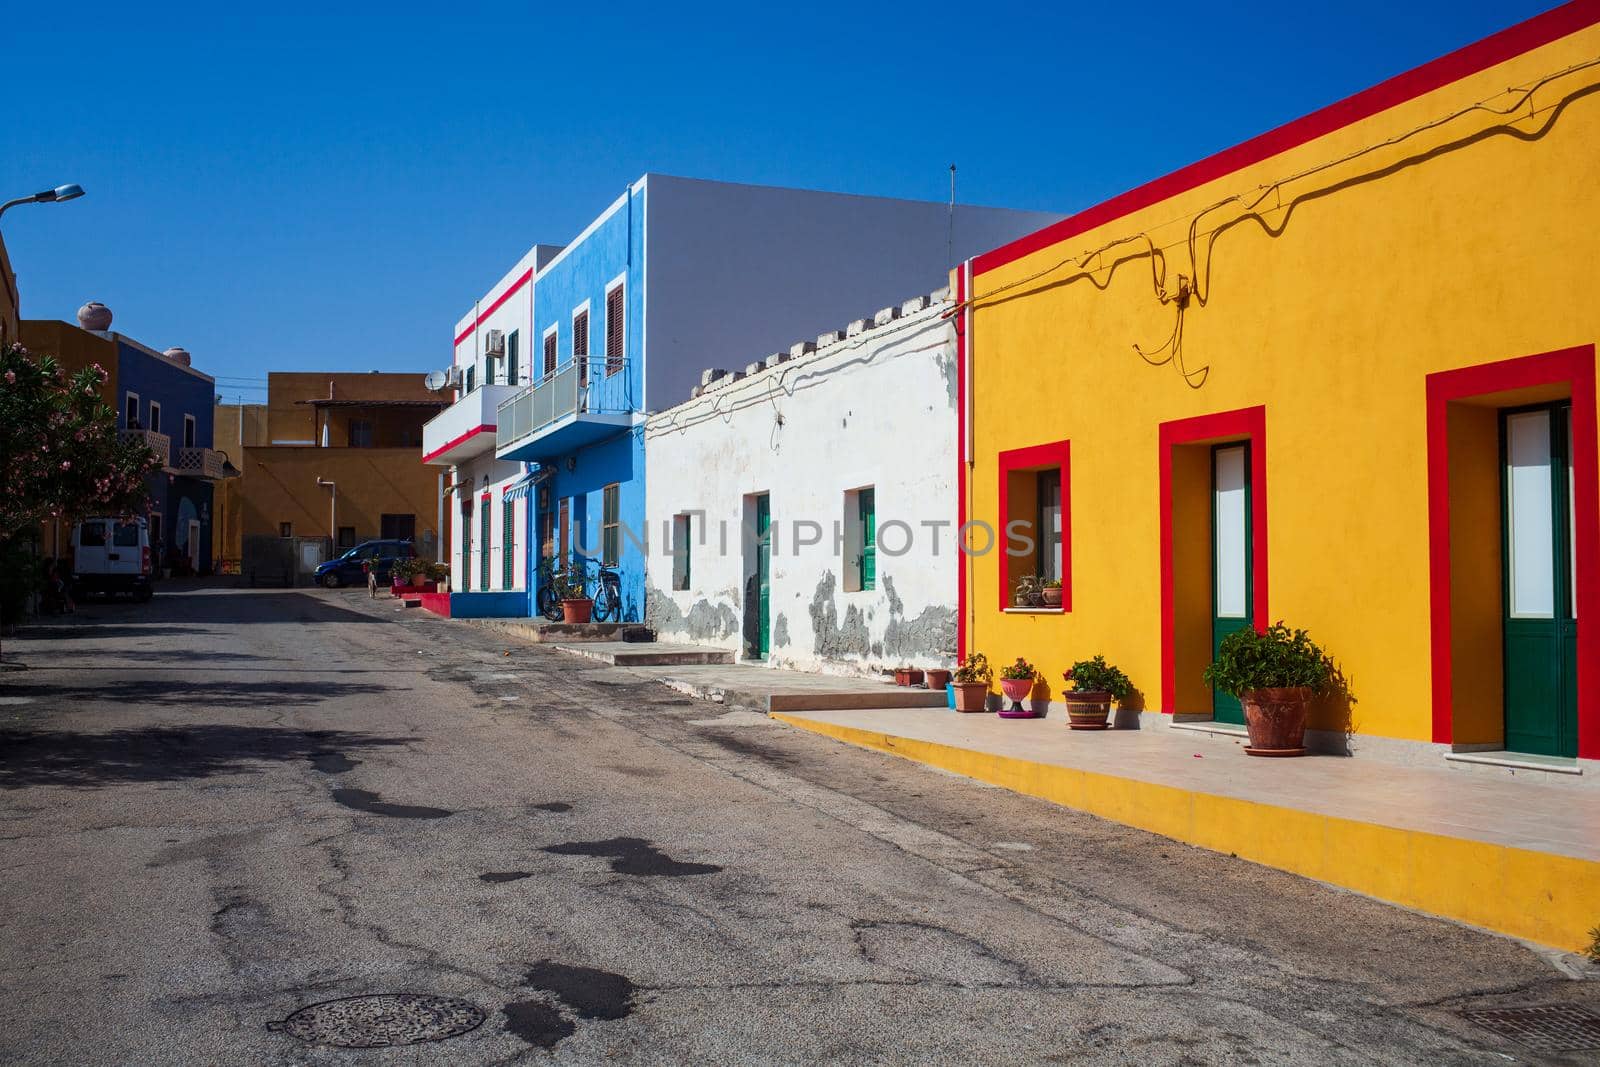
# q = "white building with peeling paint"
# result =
<box><xmin>644</xmin><ymin>291</ymin><xmax>957</xmax><ymax>674</ymax></box>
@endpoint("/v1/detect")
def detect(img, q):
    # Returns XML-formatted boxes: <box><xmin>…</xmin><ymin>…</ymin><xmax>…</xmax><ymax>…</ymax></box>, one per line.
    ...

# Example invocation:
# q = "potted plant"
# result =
<box><xmin>950</xmin><ymin>653</ymin><xmax>992</xmax><ymax>713</ymax></box>
<box><xmin>1203</xmin><ymin>622</ymin><xmax>1330</xmax><ymax>756</ymax></box>
<box><xmin>551</xmin><ymin>554</ymin><xmax>594</xmax><ymax>624</ymax></box>
<box><xmin>1041</xmin><ymin>578</ymin><xmax>1063</xmax><ymax>609</ymax></box>
<box><xmin>893</xmin><ymin>665</ymin><xmax>925</xmax><ymax>687</ymax></box>
<box><xmin>924</xmin><ymin>667</ymin><xmax>952</xmax><ymax>691</ymax></box>
<box><xmin>1061</xmin><ymin>655</ymin><xmax>1133</xmax><ymax>730</ymax></box>
<box><xmin>1013</xmin><ymin>575</ymin><xmax>1045</xmax><ymax>608</ymax></box>
<box><xmin>997</xmin><ymin>657</ymin><xmax>1040</xmax><ymax>719</ymax></box>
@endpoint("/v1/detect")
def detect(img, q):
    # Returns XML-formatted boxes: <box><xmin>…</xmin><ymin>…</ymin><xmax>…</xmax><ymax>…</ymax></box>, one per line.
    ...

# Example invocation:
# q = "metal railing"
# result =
<box><xmin>173</xmin><ymin>446</ymin><xmax>226</xmax><ymax>479</ymax></box>
<box><xmin>120</xmin><ymin>427</ymin><xmax>171</xmax><ymax>469</ymax></box>
<box><xmin>496</xmin><ymin>358</ymin><xmax>632</xmax><ymax>452</ymax></box>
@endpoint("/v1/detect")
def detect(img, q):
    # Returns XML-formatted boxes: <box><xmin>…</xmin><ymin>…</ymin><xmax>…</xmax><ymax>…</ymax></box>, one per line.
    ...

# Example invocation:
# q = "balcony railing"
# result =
<box><xmin>173</xmin><ymin>446</ymin><xmax>227</xmax><ymax>479</ymax></box>
<box><xmin>496</xmin><ymin>358</ymin><xmax>633</xmax><ymax>455</ymax></box>
<box><xmin>120</xmin><ymin>427</ymin><xmax>171</xmax><ymax>469</ymax></box>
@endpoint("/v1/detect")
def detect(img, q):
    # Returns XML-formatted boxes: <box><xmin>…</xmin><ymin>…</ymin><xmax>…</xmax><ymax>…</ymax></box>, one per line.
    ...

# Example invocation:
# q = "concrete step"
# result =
<box><xmin>656</xmin><ymin>675</ymin><xmax>947</xmax><ymax>714</ymax></box>
<box><xmin>463</xmin><ymin>619</ymin><xmax>646</xmax><ymax>644</ymax></box>
<box><xmin>553</xmin><ymin>642</ymin><xmax>736</xmax><ymax>666</ymax></box>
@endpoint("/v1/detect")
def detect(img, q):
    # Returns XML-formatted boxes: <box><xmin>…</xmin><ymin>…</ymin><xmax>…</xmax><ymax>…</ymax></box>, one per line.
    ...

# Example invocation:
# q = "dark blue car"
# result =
<box><xmin>315</xmin><ymin>539</ymin><xmax>416</xmax><ymax>588</ymax></box>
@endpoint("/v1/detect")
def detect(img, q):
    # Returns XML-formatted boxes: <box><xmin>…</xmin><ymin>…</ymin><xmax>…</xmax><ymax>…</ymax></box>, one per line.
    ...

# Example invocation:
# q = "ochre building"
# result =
<box><xmin>216</xmin><ymin>373</ymin><xmax>449</xmax><ymax>572</ymax></box>
<box><xmin>958</xmin><ymin>2</ymin><xmax>1599</xmax><ymax>766</ymax></box>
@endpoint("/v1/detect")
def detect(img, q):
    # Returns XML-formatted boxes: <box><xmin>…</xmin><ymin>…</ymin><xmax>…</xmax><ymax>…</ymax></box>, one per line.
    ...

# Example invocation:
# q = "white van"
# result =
<box><xmin>71</xmin><ymin>517</ymin><xmax>154</xmax><ymax>601</ymax></box>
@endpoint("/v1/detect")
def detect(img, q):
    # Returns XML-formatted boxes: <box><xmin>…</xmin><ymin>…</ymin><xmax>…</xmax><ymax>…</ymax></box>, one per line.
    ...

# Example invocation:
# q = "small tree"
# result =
<box><xmin>1</xmin><ymin>343</ymin><xmax>159</xmax><ymax>541</ymax></box>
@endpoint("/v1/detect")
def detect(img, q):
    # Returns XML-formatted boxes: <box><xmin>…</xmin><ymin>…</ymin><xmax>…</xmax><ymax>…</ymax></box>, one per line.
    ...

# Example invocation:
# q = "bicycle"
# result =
<box><xmin>590</xmin><ymin>564</ymin><xmax>622</xmax><ymax>623</ymax></box>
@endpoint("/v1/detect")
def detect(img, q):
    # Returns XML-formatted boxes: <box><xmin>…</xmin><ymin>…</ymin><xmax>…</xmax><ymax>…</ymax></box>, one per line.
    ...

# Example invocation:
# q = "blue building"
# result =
<box><xmin>434</xmin><ymin>174</ymin><xmax>1061</xmax><ymax>620</ymax></box>
<box><xmin>112</xmin><ymin>335</ymin><xmax>224</xmax><ymax>574</ymax></box>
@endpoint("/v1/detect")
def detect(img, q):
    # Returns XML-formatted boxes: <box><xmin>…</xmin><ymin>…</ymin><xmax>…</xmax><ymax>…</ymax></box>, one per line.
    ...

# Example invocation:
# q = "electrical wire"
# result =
<box><xmin>941</xmin><ymin>53</ymin><xmax>1600</xmax><ymax>387</ymax></box>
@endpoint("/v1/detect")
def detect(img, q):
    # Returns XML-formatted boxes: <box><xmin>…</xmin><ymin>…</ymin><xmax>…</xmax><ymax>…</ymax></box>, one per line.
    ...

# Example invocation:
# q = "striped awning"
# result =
<box><xmin>501</xmin><ymin>466</ymin><xmax>553</xmax><ymax>502</ymax></box>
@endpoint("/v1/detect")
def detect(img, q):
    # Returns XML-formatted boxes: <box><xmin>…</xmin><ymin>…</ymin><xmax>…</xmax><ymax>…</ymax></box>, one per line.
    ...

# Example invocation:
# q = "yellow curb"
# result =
<box><xmin>772</xmin><ymin>713</ymin><xmax>1600</xmax><ymax>953</ymax></box>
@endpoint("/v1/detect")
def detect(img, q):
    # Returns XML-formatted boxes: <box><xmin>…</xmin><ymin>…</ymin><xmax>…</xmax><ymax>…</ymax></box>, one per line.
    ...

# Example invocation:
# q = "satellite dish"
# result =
<box><xmin>424</xmin><ymin>370</ymin><xmax>451</xmax><ymax>392</ymax></box>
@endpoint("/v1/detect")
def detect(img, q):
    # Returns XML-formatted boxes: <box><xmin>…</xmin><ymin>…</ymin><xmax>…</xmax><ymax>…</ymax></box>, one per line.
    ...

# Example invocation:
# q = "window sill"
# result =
<box><xmin>1444</xmin><ymin>750</ymin><xmax>1582</xmax><ymax>775</ymax></box>
<box><xmin>1003</xmin><ymin>607</ymin><xmax>1065</xmax><ymax>615</ymax></box>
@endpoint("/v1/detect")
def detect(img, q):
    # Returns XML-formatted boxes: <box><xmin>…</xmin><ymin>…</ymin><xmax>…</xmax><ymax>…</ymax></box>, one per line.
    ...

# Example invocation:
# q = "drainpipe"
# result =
<box><xmin>437</xmin><ymin>471</ymin><xmax>446</xmax><ymax>563</ymax></box>
<box><xmin>315</xmin><ymin>478</ymin><xmax>336</xmax><ymax>546</ymax></box>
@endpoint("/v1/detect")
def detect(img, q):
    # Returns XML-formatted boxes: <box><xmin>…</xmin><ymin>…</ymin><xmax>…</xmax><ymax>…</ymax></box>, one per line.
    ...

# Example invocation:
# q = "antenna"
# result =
<box><xmin>947</xmin><ymin>164</ymin><xmax>957</xmax><ymax>266</ymax></box>
<box><xmin>424</xmin><ymin>370</ymin><xmax>451</xmax><ymax>392</ymax></box>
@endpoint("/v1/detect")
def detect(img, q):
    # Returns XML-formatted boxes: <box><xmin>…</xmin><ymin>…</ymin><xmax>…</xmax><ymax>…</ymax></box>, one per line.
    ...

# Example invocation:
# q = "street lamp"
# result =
<box><xmin>0</xmin><ymin>184</ymin><xmax>86</xmax><ymax>220</ymax></box>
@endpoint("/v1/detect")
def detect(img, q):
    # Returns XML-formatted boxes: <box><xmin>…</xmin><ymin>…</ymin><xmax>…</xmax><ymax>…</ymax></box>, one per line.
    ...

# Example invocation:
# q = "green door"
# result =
<box><xmin>859</xmin><ymin>488</ymin><xmax>876</xmax><ymax>591</ymax></box>
<box><xmin>1212</xmin><ymin>443</ymin><xmax>1253</xmax><ymax>725</ymax></box>
<box><xmin>1502</xmin><ymin>404</ymin><xmax>1578</xmax><ymax>757</ymax></box>
<box><xmin>756</xmin><ymin>494</ymin><xmax>771</xmax><ymax>659</ymax></box>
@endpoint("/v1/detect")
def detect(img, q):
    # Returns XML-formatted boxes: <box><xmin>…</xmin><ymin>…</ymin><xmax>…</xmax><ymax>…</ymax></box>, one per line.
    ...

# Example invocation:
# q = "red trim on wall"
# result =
<box><xmin>1424</xmin><ymin>345</ymin><xmax>1598</xmax><ymax>758</ymax></box>
<box><xmin>956</xmin><ymin>265</ymin><xmax>969</xmax><ymax>661</ymax></box>
<box><xmin>974</xmin><ymin>0</ymin><xmax>1600</xmax><ymax>278</ymax></box>
<box><xmin>420</xmin><ymin>424</ymin><xmax>495</xmax><ymax>464</ymax></box>
<box><xmin>453</xmin><ymin>268</ymin><xmax>533</xmax><ymax>347</ymax></box>
<box><xmin>1158</xmin><ymin>406</ymin><xmax>1268</xmax><ymax>715</ymax></box>
<box><xmin>996</xmin><ymin>440</ymin><xmax>1072</xmax><ymax>613</ymax></box>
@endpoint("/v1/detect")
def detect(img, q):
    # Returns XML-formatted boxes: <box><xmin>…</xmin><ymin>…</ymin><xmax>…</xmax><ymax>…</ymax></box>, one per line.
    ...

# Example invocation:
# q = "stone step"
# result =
<box><xmin>553</xmin><ymin>642</ymin><xmax>736</xmax><ymax>666</ymax></box>
<box><xmin>462</xmin><ymin>619</ymin><xmax>651</xmax><ymax>644</ymax></box>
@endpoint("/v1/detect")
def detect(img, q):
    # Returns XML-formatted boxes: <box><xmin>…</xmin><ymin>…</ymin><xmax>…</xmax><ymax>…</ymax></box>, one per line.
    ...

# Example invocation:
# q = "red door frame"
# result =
<box><xmin>1425</xmin><ymin>344</ymin><xmax>1598</xmax><ymax>758</ymax></box>
<box><xmin>1159</xmin><ymin>406</ymin><xmax>1269</xmax><ymax>714</ymax></box>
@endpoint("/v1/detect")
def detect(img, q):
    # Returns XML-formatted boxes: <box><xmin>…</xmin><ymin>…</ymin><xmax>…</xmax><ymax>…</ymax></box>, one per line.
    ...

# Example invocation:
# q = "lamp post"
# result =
<box><xmin>315</xmin><ymin>478</ymin><xmax>337</xmax><ymax>547</ymax></box>
<box><xmin>0</xmin><ymin>184</ymin><xmax>86</xmax><ymax>221</ymax></box>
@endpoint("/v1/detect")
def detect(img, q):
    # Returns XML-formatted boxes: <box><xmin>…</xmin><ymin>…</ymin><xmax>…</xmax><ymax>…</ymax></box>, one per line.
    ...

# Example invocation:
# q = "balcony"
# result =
<box><xmin>495</xmin><ymin>358</ymin><xmax>635</xmax><ymax>461</ymax></box>
<box><xmin>421</xmin><ymin>382</ymin><xmax>519</xmax><ymax>466</ymax></box>
<box><xmin>172</xmin><ymin>446</ymin><xmax>228</xmax><ymax>480</ymax></box>
<box><xmin>120</xmin><ymin>427</ymin><xmax>171</xmax><ymax>469</ymax></box>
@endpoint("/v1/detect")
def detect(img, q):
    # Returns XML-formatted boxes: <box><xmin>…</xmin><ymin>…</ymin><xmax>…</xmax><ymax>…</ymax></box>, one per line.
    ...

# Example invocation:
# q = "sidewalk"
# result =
<box><xmin>773</xmin><ymin>706</ymin><xmax>1600</xmax><ymax>953</ymax></box>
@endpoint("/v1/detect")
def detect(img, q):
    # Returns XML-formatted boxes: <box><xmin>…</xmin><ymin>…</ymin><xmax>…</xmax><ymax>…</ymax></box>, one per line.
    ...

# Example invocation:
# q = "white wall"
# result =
<box><xmin>641</xmin><ymin>174</ymin><xmax>1060</xmax><ymax>413</ymax></box>
<box><xmin>644</xmin><ymin>298</ymin><xmax>957</xmax><ymax>674</ymax></box>
<box><xmin>448</xmin><ymin>454</ymin><xmax>526</xmax><ymax>592</ymax></box>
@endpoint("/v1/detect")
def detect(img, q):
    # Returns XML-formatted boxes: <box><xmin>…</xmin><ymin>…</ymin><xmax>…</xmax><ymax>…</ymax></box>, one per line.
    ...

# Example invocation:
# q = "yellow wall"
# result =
<box><xmin>238</xmin><ymin>447</ymin><xmax>444</xmax><ymax>551</ymax></box>
<box><xmin>965</xmin><ymin>23</ymin><xmax>1600</xmax><ymax>743</ymax></box>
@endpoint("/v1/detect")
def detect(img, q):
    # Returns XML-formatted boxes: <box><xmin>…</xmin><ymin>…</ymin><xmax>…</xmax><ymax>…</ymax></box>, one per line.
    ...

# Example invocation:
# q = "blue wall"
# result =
<box><xmin>526</xmin><ymin>185</ymin><xmax>651</xmax><ymax>621</ymax></box>
<box><xmin>116</xmin><ymin>341</ymin><xmax>216</xmax><ymax>572</ymax></box>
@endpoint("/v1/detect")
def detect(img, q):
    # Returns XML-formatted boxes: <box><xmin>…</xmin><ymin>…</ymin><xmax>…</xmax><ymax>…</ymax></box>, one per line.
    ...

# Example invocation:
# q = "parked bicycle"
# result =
<box><xmin>536</xmin><ymin>553</ymin><xmax>623</xmax><ymax>623</ymax></box>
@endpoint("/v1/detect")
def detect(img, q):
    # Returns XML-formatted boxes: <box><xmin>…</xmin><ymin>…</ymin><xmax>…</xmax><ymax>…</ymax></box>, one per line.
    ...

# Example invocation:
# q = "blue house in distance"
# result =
<box><xmin>473</xmin><ymin>174</ymin><xmax>1061</xmax><ymax>621</ymax></box>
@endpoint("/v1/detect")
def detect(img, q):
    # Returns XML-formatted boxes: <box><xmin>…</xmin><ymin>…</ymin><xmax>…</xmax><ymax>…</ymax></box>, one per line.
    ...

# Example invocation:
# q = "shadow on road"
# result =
<box><xmin>0</xmin><ymin>725</ymin><xmax>415</xmax><ymax>789</ymax></box>
<box><xmin>1</xmin><ymin>678</ymin><xmax>395</xmax><ymax>708</ymax></box>
<box><xmin>13</xmin><ymin>625</ymin><xmax>215</xmax><ymax>641</ymax></box>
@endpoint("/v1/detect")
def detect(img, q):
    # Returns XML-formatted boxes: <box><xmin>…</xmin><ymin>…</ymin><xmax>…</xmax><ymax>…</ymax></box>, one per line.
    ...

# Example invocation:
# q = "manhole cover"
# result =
<box><xmin>1459</xmin><ymin>1005</ymin><xmax>1600</xmax><ymax>1053</ymax></box>
<box><xmin>270</xmin><ymin>993</ymin><xmax>486</xmax><ymax>1048</ymax></box>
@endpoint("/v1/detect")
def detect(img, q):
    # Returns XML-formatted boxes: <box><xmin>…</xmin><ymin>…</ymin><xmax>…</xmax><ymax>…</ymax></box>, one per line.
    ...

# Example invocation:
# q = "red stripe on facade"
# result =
<box><xmin>1157</xmin><ymin>406</ymin><xmax>1268</xmax><ymax>715</ymax></box>
<box><xmin>420</xmin><ymin>424</ymin><xmax>495</xmax><ymax>464</ymax></box>
<box><xmin>1424</xmin><ymin>345</ymin><xmax>1598</xmax><ymax>758</ymax></box>
<box><xmin>453</xmin><ymin>268</ymin><xmax>533</xmax><ymax>347</ymax></box>
<box><xmin>955</xmin><ymin>264</ymin><xmax>969</xmax><ymax>661</ymax></box>
<box><xmin>974</xmin><ymin>0</ymin><xmax>1600</xmax><ymax>278</ymax></box>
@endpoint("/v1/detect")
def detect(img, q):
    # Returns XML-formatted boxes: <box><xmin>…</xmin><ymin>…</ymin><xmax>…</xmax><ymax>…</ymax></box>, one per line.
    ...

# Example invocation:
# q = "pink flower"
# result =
<box><xmin>60</xmin><ymin>461</ymin><xmax>71</xmax><ymax>470</ymax></box>
<box><xmin>3</xmin><ymin>370</ymin><xmax>14</xmax><ymax>384</ymax></box>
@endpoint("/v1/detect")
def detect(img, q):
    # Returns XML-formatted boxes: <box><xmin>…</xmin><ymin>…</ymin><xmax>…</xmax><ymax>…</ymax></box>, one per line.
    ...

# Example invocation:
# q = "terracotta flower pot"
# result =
<box><xmin>1240</xmin><ymin>686</ymin><xmax>1312</xmax><ymax>756</ymax></box>
<box><xmin>1063</xmin><ymin>690</ymin><xmax>1112</xmax><ymax>730</ymax></box>
<box><xmin>924</xmin><ymin>669</ymin><xmax>952</xmax><ymax>690</ymax></box>
<box><xmin>893</xmin><ymin>668</ymin><xmax>924</xmax><ymax>687</ymax></box>
<box><xmin>411</xmin><ymin>572</ymin><xmax>428</xmax><ymax>588</ymax></box>
<box><xmin>1041</xmin><ymin>586</ymin><xmax>1062</xmax><ymax>608</ymax></box>
<box><xmin>562</xmin><ymin>598</ymin><xmax>594</xmax><ymax>624</ymax></box>
<box><xmin>998</xmin><ymin>677</ymin><xmax>1039</xmax><ymax>718</ymax></box>
<box><xmin>951</xmin><ymin>682</ymin><xmax>989</xmax><ymax>713</ymax></box>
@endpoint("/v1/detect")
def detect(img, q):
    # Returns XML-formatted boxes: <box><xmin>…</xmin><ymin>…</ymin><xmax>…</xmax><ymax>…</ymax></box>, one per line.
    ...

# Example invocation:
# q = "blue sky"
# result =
<box><xmin>2</xmin><ymin>0</ymin><xmax>1557</xmax><ymax>400</ymax></box>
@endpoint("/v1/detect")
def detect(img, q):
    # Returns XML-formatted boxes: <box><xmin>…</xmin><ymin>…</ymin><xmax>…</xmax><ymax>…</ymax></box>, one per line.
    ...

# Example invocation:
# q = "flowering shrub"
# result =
<box><xmin>999</xmin><ymin>656</ymin><xmax>1037</xmax><ymax>682</ymax></box>
<box><xmin>952</xmin><ymin>652</ymin><xmax>992</xmax><ymax>685</ymax></box>
<box><xmin>1</xmin><ymin>344</ymin><xmax>160</xmax><ymax>539</ymax></box>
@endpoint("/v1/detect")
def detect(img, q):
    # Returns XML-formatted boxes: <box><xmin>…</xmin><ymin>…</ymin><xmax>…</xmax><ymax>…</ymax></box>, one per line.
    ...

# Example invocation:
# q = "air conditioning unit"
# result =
<box><xmin>483</xmin><ymin>329</ymin><xmax>505</xmax><ymax>360</ymax></box>
<box><xmin>446</xmin><ymin>365</ymin><xmax>465</xmax><ymax>388</ymax></box>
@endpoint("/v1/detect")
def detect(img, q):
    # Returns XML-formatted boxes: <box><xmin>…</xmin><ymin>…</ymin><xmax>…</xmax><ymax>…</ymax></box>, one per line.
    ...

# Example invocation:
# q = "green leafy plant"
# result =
<box><xmin>1042</xmin><ymin>578</ymin><xmax>1063</xmax><ymax>590</ymax></box>
<box><xmin>1013</xmin><ymin>575</ymin><xmax>1044</xmax><ymax>606</ymax></box>
<box><xmin>1000</xmin><ymin>656</ymin><xmax>1037</xmax><ymax>682</ymax></box>
<box><xmin>391</xmin><ymin>557</ymin><xmax>424</xmax><ymax>580</ymax></box>
<box><xmin>952</xmin><ymin>652</ymin><xmax>992</xmax><ymax>685</ymax></box>
<box><xmin>425</xmin><ymin>561</ymin><xmax>450</xmax><ymax>582</ymax></box>
<box><xmin>1585</xmin><ymin>924</ymin><xmax>1600</xmax><ymax>965</ymax></box>
<box><xmin>545</xmin><ymin>552</ymin><xmax>591</xmax><ymax>601</ymax></box>
<box><xmin>1064</xmin><ymin>655</ymin><xmax>1133</xmax><ymax>701</ymax></box>
<box><xmin>1203</xmin><ymin>622</ymin><xmax>1330</xmax><ymax>697</ymax></box>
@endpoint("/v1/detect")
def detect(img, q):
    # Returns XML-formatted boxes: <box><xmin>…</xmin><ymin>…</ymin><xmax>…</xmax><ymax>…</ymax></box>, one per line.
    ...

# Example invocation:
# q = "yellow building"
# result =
<box><xmin>216</xmin><ymin>373</ymin><xmax>450</xmax><ymax>574</ymax></box>
<box><xmin>0</xmin><ymin>232</ymin><xmax>17</xmax><ymax>349</ymax></box>
<box><xmin>959</xmin><ymin>2</ymin><xmax>1598</xmax><ymax>764</ymax></box>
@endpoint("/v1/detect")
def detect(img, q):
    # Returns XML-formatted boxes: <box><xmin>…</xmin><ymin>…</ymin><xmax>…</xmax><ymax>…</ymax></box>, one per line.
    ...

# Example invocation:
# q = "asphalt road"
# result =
<box><xmin>0</xmin><ymin>584</ymin><xmax>1595</xmax><ymax>1065</ymax></box>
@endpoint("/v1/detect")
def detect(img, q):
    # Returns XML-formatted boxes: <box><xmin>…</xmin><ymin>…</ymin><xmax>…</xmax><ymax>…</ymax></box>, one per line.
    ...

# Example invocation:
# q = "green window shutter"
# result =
<box><xmin>480</xmin><ymin>499</ymin><xmax>491</xmax><ymax>589</ymax></box>
<box><xmin>860</xmin><ymin>488</ymin><xmax>876</xmax><ymax>591</ymax></box>
<box><xmin>602</xmin><ymin>485</ymin><xmax>620</xmax><ymax>567</ymax></box>
<box><xmin>502</xmin><ymin>497</ymin><xmax>515</xmax><ymax>589</ymax></box>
